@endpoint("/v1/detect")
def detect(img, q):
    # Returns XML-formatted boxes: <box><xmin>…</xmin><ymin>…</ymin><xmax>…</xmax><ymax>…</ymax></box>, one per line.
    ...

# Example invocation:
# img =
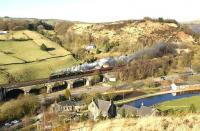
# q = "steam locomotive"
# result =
<box><xmin>49</xmin><ymin>66</ymin><xmax>114</xmax><ymax>80</ymax></box>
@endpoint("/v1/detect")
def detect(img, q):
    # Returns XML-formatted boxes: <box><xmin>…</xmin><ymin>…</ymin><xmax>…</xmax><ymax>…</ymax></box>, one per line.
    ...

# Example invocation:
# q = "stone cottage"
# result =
<box><xmin>88</xmin><ymin>99</ymin><xmax>117</xmax><ymax>121</ymax></box>
<box><xmin>51</xmin><ymin>100</ymin><xmax>86</xmax><ymax>113</ymax></box>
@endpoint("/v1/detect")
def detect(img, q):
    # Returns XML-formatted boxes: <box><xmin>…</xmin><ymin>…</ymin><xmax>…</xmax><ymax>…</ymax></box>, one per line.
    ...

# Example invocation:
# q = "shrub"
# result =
<box><xmin>117</xmin><ymin>57</ymin><xmax>172</xmax><ymax>81</ymax></box>
<box><xmin>81</xmin><ymin>93</ymin><xmax>93</xmax><ymax>105</ymax></box>
<box><xmin>189</xmin><ymin>104</ymin><xmax>196</xmax><ymax>113</ymax></box>
<box><xmin>0</xmin><ymin>95</ymin><xmax>39</xmax><ymax>123</ymax></box>
<box><xmin>102</xmin><ymin>43</ymin><xmax>111</xmax><ymax>52</ymax></box>
<box><xmin>158</xmin><ymin>17</ymin><xmax>164</xmax><ymax>22</ymax></box>
<box><xmin>40</xmin><ymin>43</ymin><xmax>48</xmax><ymax>51</ymax></box>
<box><xmin>91</xmin><ymin>75</ymin><xmax>101</xmax><ymax>85</ymax></box>
<box><xmin>96</xmin><ymin>49</ymin><xmax>101</xmax><ymax>54</ymax></box>
<box><xmin>80</xmin><ymin>113</ymin><xmax>89</xmax><ymax>122</ymax></box>
<box><xmin>122</xmin><ymin>108</ymin><xmax>126</xmax><ymax>118</ymax></box>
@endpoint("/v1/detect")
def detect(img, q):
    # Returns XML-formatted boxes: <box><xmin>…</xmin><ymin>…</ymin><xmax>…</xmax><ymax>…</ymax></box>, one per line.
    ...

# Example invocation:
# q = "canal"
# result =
<box><xmin>128</xmin><ymin>91</ymin><xmax>200</xmax><ymax>108</ymax></box>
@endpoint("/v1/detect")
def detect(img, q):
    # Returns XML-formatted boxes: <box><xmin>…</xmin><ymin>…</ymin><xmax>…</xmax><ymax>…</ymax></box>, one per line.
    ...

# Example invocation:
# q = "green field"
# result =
<box><xmin>23</xmin><ymin>30</ymin><xmax>70</xmax><ymax>56</ymax></box>
<box><xmin>0</xmin><ymin>52</ymin><xmax>24</xmax><ymax>65</ymax></box>
<box><xmin>0</xmin><ymin>40</ymin><xmax>53</xmax><ymax>62</ymax></box>
<box><xmin>4</xmin><ymin>55</ymin><xmax>77</xmax><ymax>82</ymax></box>
<box><xmin>0</xmin><ymin>31</ymin><xmax>30</xmax><ymax>41</ymax></box>
<box><xmin>0</xmin><ymin>30</ymin><xmax>77</xmax><ymax>84</ymax></box>
<box><xmin>157</xmin><ymin>96</ymin><xmax>200</xmax><ymax>112</ymax></box>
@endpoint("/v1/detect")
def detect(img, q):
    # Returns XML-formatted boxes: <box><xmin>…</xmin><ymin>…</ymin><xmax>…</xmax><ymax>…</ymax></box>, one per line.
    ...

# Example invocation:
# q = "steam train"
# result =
<box><xmin>49</xmin><ymin>55</ymin><xmax>127</xmax><ymax>80</ymax></box>
<box><xmin>49</xmin><ymin>66</ymin><xmax>115</xmax><ymax>80</ymax></box>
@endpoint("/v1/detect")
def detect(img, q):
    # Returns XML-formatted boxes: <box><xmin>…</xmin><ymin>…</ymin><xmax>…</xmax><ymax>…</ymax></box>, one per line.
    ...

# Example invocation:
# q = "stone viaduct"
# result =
<box><xmin>0</xmin><ymin>76</ymin><xmax>95</xmax><ymax>101</ymax></box>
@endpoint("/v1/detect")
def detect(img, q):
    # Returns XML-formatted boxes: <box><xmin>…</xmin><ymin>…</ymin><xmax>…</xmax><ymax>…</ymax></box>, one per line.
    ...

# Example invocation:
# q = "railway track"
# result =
<box><xmin>0</xmin><ymin>66</ymin><xmax>123</xmax><ymax>89</ymax></box>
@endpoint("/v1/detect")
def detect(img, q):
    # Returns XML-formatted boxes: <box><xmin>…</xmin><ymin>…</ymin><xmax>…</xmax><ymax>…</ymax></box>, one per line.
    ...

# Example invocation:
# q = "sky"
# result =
<box><xmin>0</xmin><ymin>0</ymin><xmax>199</xmax><ymax>22</ymax></box>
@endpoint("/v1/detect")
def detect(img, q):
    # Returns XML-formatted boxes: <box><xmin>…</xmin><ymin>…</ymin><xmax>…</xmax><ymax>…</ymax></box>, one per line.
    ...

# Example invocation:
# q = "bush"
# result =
<box><xmin>91</xmin><ymin>75</ymin><xmax>101</xmax><ymax>85</ymax></box>
<box><xmin>0</xmin><ymin>95</ymin><xmax>39</xmax><ymax>123</ymax></box>
<box><xmin>143</xmin><ymin>17</ymin><xmax>178</xmax><ymax>24</ymax></box>
<box><xmin>117</xmin><ymin>57</ymin><xmax>172</xmax><ymax>81</ymax></box>
<box><xmin>158</xmin><ymin>17</ymin><xmax>164</xmax><ymax>22</ymax></box>
<box><xmin>40</xmin><ymin>43</ymin><xmax>48</xmax><ymax>51</ymax></box>
<box><xmin>122</xmin><ymin>108</ymin><xmax>126</xmax><ymax>118</ymax></box>
<box><xmin>80</xmin><ymin>113</ymin><xmax>89</xmax><ymax>122</ymax></box>
<box><xmin>96</xmin><ymin>49</ymin><xmax>101</xmax><ymax>54</ymax></box>
<box><xmin>81</xmin><ymin>93</ymin><xmax>103</xmax><ymax>105</ymax></box>
<box><xmin>81</xmin><ymin>93</ymin><xmax>93</xmax><ymax>105</ymax></box>
<box><xmin>189</xmin><ymin>104</ymin><xmax>196</xmax><ymax>113</ymax></box>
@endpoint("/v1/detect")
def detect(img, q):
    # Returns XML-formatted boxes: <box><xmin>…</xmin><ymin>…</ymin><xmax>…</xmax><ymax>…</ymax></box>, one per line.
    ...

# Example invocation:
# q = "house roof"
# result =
<box><xmin>57</xmin><ymin>100</ymin><xmax>85</xmax><ymax>106</ymax></box>
<box><xmin>59</xmin><ymin>100</ymin><xmax>76</xmax><ymax>106</ymax></box>
<box><xmin>119</xmin><ymin>104</ymin><xmax>138</xmax><ymax>113</ymax></box>
<box><xmin>76</xmin><ymin>101</ymin><xmax>86</xmax><ymax>106</ymax></box>
<box><xmin>94</xmin><ymin>99</ymin><xmax>112</xmax><ymax>113</ymax></box>
<box><xmin>137</xmin><ymin>106</ymin><xmax>154</xmax><ymax>117</ymax></box>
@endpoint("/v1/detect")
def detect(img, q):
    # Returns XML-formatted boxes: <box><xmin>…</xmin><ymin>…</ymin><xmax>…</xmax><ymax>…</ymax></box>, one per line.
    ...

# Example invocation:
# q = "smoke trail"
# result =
<box><xmin>52</xmin><ymin>42</ymin><xmax>177</xmax><ymax>75</ymax></box>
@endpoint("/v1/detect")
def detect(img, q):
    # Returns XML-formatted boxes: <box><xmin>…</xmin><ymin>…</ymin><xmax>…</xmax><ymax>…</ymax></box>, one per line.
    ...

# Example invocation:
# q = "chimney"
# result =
<box><xmin>110</xmin><ymin>99</ymin><xmax>114</xmax><ymax>105</ymax></box>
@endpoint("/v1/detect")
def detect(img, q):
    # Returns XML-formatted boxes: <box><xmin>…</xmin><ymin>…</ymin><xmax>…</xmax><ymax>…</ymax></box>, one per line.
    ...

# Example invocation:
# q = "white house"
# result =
<box><xmin>170</xmin><ymin>83</ymin><xmax>177</xmax><ymax>90</ymax></box>
<box><xmin>0</xmin><ymin>31</ymin><xmax>8</xmax><ymax>35</ymax></box>
<box><xmin>170</xmin><ymin>83</ymin><xmax>189</xmax><ymax>90</ymax></box>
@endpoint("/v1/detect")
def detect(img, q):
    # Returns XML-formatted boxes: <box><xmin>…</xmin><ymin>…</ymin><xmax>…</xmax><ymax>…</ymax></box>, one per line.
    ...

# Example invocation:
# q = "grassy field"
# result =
<box><xmin>0</xmin><ymin>31</ymin><xmax>30</xmax><ymax>41</ymax></box>
<box><xmin>157</xmin><ymin>96</ymin><xmax>200</xmax><ymax>112</ymax></box>
<box><xmin>0</xmin><ymin>30</ymin><xmax>77</xmax><ymax>84</ymax></box>
<box><xmin>4</xmin><ymin>55</ymin><xmax>77</xmax><ymax>82</ymax></box>
<box><xmin>0</xmin><ymin>52</ymin><xmax>24</xmax><ymax>65</ymax></box>
<box><xmin>0</xmin><ymin>40</ymin><xmax>53</xmax><ymax>62</ymax></box>
<box><xmin>23</xmin><ymin>30</ymin><xmax>70</xmax><ymax>56</ymax></box>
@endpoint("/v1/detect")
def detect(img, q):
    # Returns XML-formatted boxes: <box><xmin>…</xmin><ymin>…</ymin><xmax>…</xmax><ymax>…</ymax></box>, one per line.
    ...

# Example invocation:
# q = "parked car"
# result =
<box><xmin>4</xmin><ymin>122</ymin><xmax>11</xmax><ymax>127</ymax></box>
<box><xmin>11</xmin><ymin>120</ymin><xmax>20</xmax><ymax>124</ymax></box>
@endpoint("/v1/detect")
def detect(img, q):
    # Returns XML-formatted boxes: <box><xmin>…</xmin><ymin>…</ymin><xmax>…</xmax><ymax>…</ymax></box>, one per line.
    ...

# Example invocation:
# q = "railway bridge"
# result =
<box><xmin>0</xmin><ymin>75</ymin><xmax>97</xmax><ymax>101</ymax></box>
<box><xmin>0</xmin><ymin>65</ymin><xmax>120</xmax><ymax>101</ymax></box>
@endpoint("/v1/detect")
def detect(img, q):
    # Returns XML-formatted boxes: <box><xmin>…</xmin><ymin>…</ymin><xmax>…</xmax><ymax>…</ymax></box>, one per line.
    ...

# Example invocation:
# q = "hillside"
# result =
<box><xmin>0</xmin><ymin>30</ymin><xmax>77</xmax><ymax>84</ymax></box>
<box><xmin>54</xmin><ymin>18</ymin><xmax>198</xmax><ymax>61</ymax></box>
<box><xmin>0</xmin><ymin>17</ymin><xmax>200</xmax><ymax>84</ymax></box>
<box><xmin>70</xmin><ymin>115</ymin><xmax>200</xmax><ymax>131</ymax></box>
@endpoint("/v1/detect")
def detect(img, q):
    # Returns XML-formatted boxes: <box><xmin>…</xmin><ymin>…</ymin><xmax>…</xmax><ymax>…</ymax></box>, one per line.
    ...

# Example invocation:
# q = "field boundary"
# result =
<box><xmin>0</xmin><ymin>54</ymin><xmax>73</xmax><ymax>66</ymax></box>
